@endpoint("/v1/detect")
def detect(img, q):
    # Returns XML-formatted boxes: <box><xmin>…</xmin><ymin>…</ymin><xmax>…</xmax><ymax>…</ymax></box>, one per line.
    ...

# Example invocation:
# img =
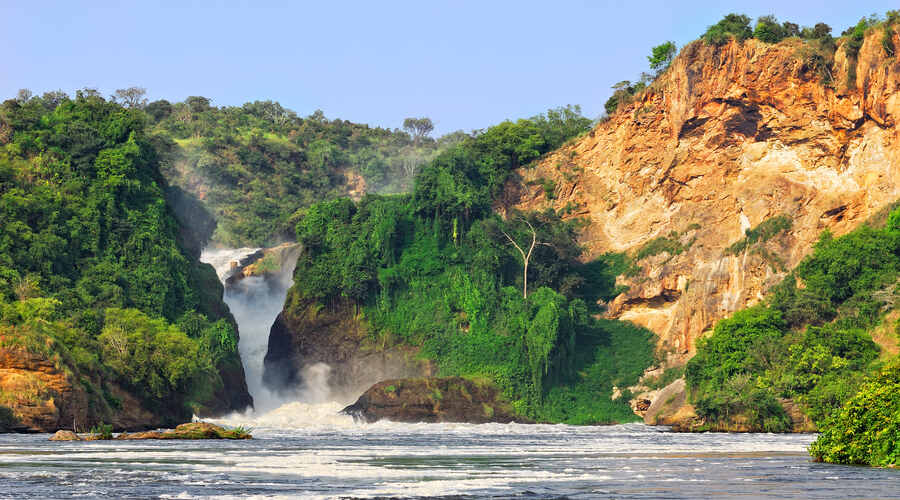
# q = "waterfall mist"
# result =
<box><xmin>203</xmin><ymin>246</ymin><xmax>336</xmax><ymax>415</ymax></box>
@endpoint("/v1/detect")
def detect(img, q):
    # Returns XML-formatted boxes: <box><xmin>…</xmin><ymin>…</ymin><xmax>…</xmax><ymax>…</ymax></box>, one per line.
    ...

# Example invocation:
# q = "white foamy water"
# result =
<box><xmin>2</xmin><ymin>424</ymin><xmax>898</xmax><ymax>499</ymax></box>
<box><xmin>46</xmin><ymin>249</ymin><xmax>882</xmax><ymax>498</ymax></box>
<box><xmin>201</xmin><ymin>247</ymin><xmax>308</xmax><ymax>413</ymax></box>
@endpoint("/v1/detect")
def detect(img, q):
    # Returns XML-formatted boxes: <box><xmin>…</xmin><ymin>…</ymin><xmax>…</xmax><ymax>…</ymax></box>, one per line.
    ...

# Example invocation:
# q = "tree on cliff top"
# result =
<box><xmin>703</xmin><ymin>13</ymin><xmax>753</xmax><ymax>45</ymax></box>
<box><xmin>648</xmin><ymin>41</ymin><xmax>676</xmax><ymax>73</ymax></box>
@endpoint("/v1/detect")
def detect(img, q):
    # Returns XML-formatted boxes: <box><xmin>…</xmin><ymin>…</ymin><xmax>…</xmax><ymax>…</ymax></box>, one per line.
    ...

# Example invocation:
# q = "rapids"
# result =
<box><xmin>0</xmin><ymin>249</ymin><xmax>895</xmax><ymax>498</ymax></box>
<box><xmin>2</xmin><ymin>424</ymin><xmax>899</xmax><ymax>498</ymax></box>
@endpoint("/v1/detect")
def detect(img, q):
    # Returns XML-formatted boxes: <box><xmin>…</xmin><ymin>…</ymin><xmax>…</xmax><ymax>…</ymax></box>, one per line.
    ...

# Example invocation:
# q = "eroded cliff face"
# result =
<box><xmin>505</xmin><ymin>28</ymin><xmax>900</xmax><ymax>365</ymax></box>
<box><xmin>263</xmin><ymin>293</ymin><xmax>431</xmax><ymax>402</ymax></box>
<box><xmin>0</xmin><ymin>341</ymin><xmax>169</xmax><ymax>432</ymax></box>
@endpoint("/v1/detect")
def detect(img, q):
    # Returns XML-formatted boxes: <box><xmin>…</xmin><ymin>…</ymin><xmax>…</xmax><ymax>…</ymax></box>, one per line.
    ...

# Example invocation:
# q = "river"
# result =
<box><xmin>0</xmin><ymin>419</ymin><xmax>898</xmax><ymax>499</ymax></box>
<box><xmin>3</xmin><ymin>249</ymin><xmax>892</xmax><ymax>498</ymax></box>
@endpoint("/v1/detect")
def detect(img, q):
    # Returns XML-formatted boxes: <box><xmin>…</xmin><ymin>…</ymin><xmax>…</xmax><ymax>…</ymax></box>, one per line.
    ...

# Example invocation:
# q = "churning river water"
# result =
<box><xmin>3</xmin><ymin>248</ymin><xmax>891</xmax><ymax>498</ymax></box>
<box><xmin>0</xmin><ymin>415</ymin><xmax>898</xmax><ymax>499</ymax></box>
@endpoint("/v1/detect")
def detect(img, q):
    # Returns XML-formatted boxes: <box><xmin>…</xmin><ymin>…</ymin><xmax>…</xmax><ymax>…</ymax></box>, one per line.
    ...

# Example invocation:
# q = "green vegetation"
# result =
<box><xmin>0</xmin><ymin>90</ymin><xmax>243</xmax><ymax>422</ymax></box>
<box><xmin>810</xmin><ymin>359</ymin><xmax>900</xmax><ymax>466</ymax></box>
<box><xmin>703</xmin><ymin>14</ymin><xmax>754</xmax><ymax>45</ymax></box>
<box><xmin>648</xmin><ymin>41</ymin><xmax>677</xmax><ymax>73</ymax></box>
<box><xmin>703</xmin><ymin>14</ymin><xmax>833</xmax><ymax>46</ymax></box>
<box><xmin>698</xmin><ymin>11</ymin><xmax>896</xmax><ymax>89</ymax></box>
<box><xmin>686</xmin><ymin>207</ymin><xmax>900</xmax><ymax>433</ymax></box>
<box><xmin>634</xmin><ymin>226</ymin><xmax>698</xmax><ymax>261</ymax></box>
<box><xmin>89</xmin><ymin>422</ymin><xmax>114</xmax><ymax>440</ymax></box>
<box><xmin>290</xmin><ymin>109</ymin><xmax>654</xmax><ymax>424</ymax></box>
<box><xmin>725</xmin><ymin>215</ymin><xmax>792</xmax><ymax>255</ymax></box>
<box><xmin>605</xmin><ymin>10</ymin><xmax>895</xmax><ymax>118</ymax></box>
<box><xmin>147</xmin><ymin>98</ymin><xmax>456</xmax><ymax>246</ymax></box>
<box><xmin>841</xmin><ymin>12</ymin><xmax>899</xmax><ymax>86</ymax></box>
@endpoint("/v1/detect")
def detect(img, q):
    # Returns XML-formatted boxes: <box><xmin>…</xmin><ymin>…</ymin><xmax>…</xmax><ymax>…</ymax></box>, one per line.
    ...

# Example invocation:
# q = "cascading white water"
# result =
<box><xmin>201</xmin><ymin>247</ymin><xmax>354</xmax><ymax>426</ymax></box>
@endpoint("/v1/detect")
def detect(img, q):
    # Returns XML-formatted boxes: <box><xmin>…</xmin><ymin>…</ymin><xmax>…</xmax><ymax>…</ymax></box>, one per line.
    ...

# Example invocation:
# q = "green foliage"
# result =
<box><xmin>841</xmin><ymin>14</ymin><xmax>884</xmax><ymax>86</ymax></box>
<box><xmin>703</xmin><ymin>14</ymin><xmax>753</xmax><ymax>45</ymax></box>
<box><xmin>148</xmin><ymin>99</ymin><xmax>452</xmax><ymax>246</ymax></box>
<box><xmin>89</xmin><ymin>422</ymin><xmax>114</xmax><ymax>440</ymax></box>
<box><xmin>99</xmin><ymin>308</ymin><xmax>217</xmax><ymax>404</ymax></box>
<box><xmin>252</xmin><ymin>254</ymin><xmax>280</xmax><ymax>275</ymax></box>
<box><xmin>725</xmin><ymin>215</ymin><xmax>792</xmax><ymax>255</ymax></box>
<box><xmin>687</xmin><ymin>307</ymin><xmax>787</xmax><ymax>390</ymax></box>
<box><xmin>634</xmin><ymin>229</ymin><xmax>695</xmax><ymax>261</ymax></box>
<box><xmin>604</xmin><ymin>80</ymin><xmax>647</xmax><ymax>116</ymax></box>
<box><xmin>0</xmin><ymin>91</ymin><xmax>242</xmax><ymax>418</ymax></box>
<box><xmin>754</xmin><ymin>15</ymin><xmax>788</xmax><ymax>43</ymax></box>
<box><xmin>810</xmin><ymin>359</ymin><xmax>900</xmax><ymax>466</ymax></box>
<box><xmin>687</xmin><ymin>206</ymin><xmax>900</xmax><ymax>433</ymax></box>
<box><xmin>537</xmin><ymin>319</ymin><xmax>655</xmax><ymax>424</ymax></box>
<box><xmin>290</xmin><ymin>111</ymin><xmax>652</xmax><ymax>423</ymax></box>
<box><xmin>796</xmin><ymin>34</ymin><xmax>837</xmax><ymax>86</ymax></box>
<box><xmin>648</xmin><ymin>41</ymin><xmax>677</xmax><ymax>72</ymax></box>
<box><xmin>413</xmin><ymin>106</ymin><xmax>590</xmax><ymax>223</ymax></box>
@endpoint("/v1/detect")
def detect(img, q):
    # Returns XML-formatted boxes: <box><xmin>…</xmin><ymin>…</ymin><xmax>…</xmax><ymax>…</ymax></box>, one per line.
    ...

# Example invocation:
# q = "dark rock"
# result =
<box><xmin>341</xmin><ymin>377</ymin><xmax>530</xmax><ymax>424</ymax></box>
<box><xmin>635</xmin><ymin>399</ymin><xmax>652</xmax><ymax>412</ymax></box>
<box><xmin>263</xmin><ymin>296</ymin><xmax>429</xmax><ymax>398</ymax></box>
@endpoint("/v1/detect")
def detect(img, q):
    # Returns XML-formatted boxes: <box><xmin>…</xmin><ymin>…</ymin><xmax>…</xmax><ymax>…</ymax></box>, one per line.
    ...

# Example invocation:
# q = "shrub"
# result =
<box><xmin>810</xmin><ymin>360</ymin><xmax>900</xmax><ymax>466</ymax></box>
<box><xmin>753</xmin><ymin>15</ymin><xmax>789</xmax><ymax>44</ymax></box>
<box><xmin>703</xmin><ymin>14</ymin><xmax>753</xmax><ymax>45</ymax></box>
<box><xmin>89</xmin><ymin>422</ymin><xmax>114</xmax><ymax>440</ymax></box>
<box><xmin>725</xmin><ymin>215</ymin><xmax>792</xmax><ymax>255</ymax></box>
<box><xmin>648</xmin><ymin>41</ymin><xmax>677</xmax><ymax>72</ymax></box>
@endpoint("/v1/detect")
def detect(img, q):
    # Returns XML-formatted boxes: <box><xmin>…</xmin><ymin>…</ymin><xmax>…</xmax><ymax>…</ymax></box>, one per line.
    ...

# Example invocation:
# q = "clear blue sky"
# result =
<box><xmin>1</xmin><ymin>1</ymin><xmax>895</xmax><ymax>135</ymax></box>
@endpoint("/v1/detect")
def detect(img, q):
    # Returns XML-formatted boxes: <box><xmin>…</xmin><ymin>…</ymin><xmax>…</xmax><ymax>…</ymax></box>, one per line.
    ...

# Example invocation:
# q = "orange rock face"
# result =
<box><xmin>505</xmin><ymin>28</ymin><xmax>900</xmax><ymax>365</ymax></box>
<box><xmin>0</xmin><ymin>335</ymin><xmax>168</xmax><ymax>433</ymax></box>
<box><xmin>0</xmin><ymin>342</ymin><xmax>84</xmax><ymax>432</ymax></box>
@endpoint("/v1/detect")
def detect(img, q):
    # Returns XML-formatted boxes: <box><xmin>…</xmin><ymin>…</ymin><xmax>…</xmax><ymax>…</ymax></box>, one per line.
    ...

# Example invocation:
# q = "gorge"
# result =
<box><xmin>0</xmin><ymin>11</ymin><xmax>899</xmax><ymax>491</ymax></box>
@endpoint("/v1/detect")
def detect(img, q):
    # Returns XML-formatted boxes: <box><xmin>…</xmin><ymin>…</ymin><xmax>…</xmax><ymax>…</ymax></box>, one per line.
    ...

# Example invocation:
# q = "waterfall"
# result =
<box><xmin>201</xmin><ymin>245</ymin><xmax>357</xmax><ymax>427</ymax></box>
<box><xmin>202</xmin><ymin>246</ymin><xmax>297</xmax><ymax>413</ymax></box>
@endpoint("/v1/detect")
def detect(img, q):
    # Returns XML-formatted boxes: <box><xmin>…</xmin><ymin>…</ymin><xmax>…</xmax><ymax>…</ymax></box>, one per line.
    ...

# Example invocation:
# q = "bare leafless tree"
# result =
<box><xmin>501</xmin><ymin>218</ymin><xmax>550</xmax><ymax>298</ymax></box>
<box><xmin>16</xmin><ymin>88</ymin><xmax>32</xmax><ymax>102</ymax></box>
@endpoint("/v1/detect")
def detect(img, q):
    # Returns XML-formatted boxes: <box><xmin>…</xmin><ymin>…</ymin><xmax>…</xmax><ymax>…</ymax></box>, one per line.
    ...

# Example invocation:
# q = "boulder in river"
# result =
<box><xmin>49</xmin><ymin>430</ymin><xmax>81</xmax><ymax>441</ymax></box>
<box><xmin>49</xmin><ymin>422</ymin><xmax>252</xmax><ymax>441</ymax></box>
<box><xmin>342</xmin><ymin>377</ymin><xmax>529</xmax><ymax>424</ymax></box>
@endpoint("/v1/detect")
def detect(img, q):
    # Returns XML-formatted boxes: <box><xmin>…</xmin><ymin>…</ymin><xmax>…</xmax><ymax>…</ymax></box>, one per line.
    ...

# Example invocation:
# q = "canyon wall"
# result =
<box><xmin>504</xmin><ymin>27</ymin><xmax>900</xmax><ymax>365</ymax></box>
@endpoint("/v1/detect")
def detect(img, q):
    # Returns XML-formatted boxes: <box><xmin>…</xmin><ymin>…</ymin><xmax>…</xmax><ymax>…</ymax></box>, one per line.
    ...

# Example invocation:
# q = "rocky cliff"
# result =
<box><xmin>504</xmin><ymin>27</ymin><xmax>900</xmax><ymax>370</ymax></box>
<box><xmin>263</xmin><ymin>293</ymin><xmax>430</xmax><ymax>401</ymax></box>
<box><xmin>0</xmin><ymin>338</ymin><xmax>174</xmax><ymax>432</ymax></box>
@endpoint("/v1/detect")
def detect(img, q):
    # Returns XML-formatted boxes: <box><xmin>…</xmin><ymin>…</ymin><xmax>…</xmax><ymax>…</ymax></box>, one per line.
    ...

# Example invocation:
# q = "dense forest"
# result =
<box><xmin>145</xmin><ymin>96</ymin><xmax>460</xmax><ymax>246</ymax></box>
<box><xmin>1</xmin><ymin>9</ymin><xmax>898</xmax><ymax>463</ymax></box>
<box><xmin>289</xmin><ymin>107</ymin><xmax>657</xmax><ymax>424</ymax></box>
<box><xmin>0</xmin><ymin>90</ymin><xmax>248</xmax><ymax>426</ymax></box>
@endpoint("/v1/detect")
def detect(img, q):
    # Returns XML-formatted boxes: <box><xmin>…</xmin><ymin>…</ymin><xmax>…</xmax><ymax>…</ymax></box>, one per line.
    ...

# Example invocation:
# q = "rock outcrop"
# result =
<box><xmin>263</xmin><ymin>295</ymin><xmax>429</xmax><ymax>400</ymax></box>
<box><xmin>342</xmin><ymin>377</ymin><xmax>526</xmax><ymax>424</ymax></box>
<box><xmin>224</xmin><ymin>243</ymin><xmax>302</xmax><ymax>286</ymax></box>
<box><xmin>505</xmin><ymin>28</ymin><xmax>900</xmax><ymax>369</ymax></box>
<box><xmin>49</xmin><ymin>422</ymin><xmax>251</xmax><ymax>441</ymax></box>
<box><xmin>0</xmin><ymin>341</ymin><xmax>169</xmax><ymax>433</ymax></box>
